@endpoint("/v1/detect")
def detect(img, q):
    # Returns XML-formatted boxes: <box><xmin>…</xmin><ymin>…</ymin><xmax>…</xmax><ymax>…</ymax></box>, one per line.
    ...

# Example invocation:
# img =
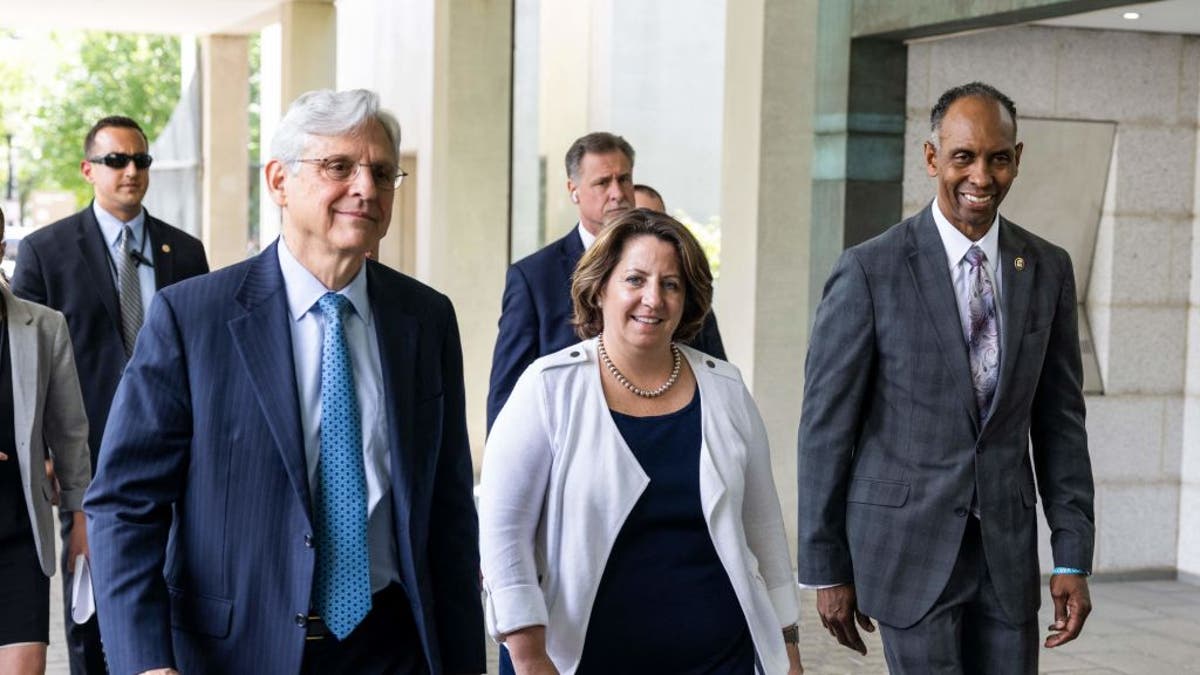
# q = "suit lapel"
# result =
<box><xmin>906</xmin><ymin>209</ymin><xmax>980</xmax><ymax>433</ymax></box>
<box><xmin>559</xmin><ymin>227</ymin><xmax>584</xmax><ymax>282</ymax></box>
<box><xmin>144</xmin><ymin>213</ymin><xmax>176</xmax><ymax>288</ymax></box>
<box><xmin>367</xmin><ymin>263</ymin><xmax>420</xmax><ymax>533</ymax></box>
<box><xmin>228</xmin><ymin>243</ymin><xmax>312</xmax><ymax>521</ymax></box>
<box><xmin>995</xmin><ymin>219</ymin><xmax>1034</xmax><ymax>414</ymax></box>
<box><xmin>5</xmin><ymin>292</ymin><xmax>36</xmax><ymax>473</ymax></box>
<box><xmin>75</xmin><ymin>206</ymin><xmax>122</xmax><ymax>333</ymax></box>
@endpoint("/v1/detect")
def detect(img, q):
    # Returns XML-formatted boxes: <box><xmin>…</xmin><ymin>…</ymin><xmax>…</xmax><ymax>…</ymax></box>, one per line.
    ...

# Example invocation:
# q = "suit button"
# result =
<box><xmin>954</xmin><ymin>507</ymin><xmax>968</xmax><ymax>517</ymax></box>
<box><xmin>976</xmin><ymin>444</ymin><xmax>984</xmax><ymax>454</ymax></box>
<box><xmin>294</xmin><ymin>613</ymin><xmax>308</xmax><ymax>627</ymax></box>
<box><xmin>304</xmin><ymin>534</ymin><xmax>314</xmax><ymax>548</ymax></box>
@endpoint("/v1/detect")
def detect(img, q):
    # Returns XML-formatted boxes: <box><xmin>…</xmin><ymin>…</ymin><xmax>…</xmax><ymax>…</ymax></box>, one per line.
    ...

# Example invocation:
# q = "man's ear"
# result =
<box><xmin>264</xmin><ymin>160</ymin><xmax>288</xmax><ymax>207</ymax></box>
<box><xmin>1013</xmin><ymin>141</ymin><xmax>1024</xmax><ymax>172</ymax></box>
<box><xmin>923</xmin><ymin>141</ymin><xmax>938</xmax><ymax>178</ymax></box>
<box><xmin>81</xmin><ymin>159</ymin><xmax>95</xmax><ymax>185</ymax></box>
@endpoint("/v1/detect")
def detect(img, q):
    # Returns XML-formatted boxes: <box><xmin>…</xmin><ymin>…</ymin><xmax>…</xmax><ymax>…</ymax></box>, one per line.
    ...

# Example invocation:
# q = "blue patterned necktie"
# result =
<box><xmin>312</xmin><ymin>292</ymin><xmax>371</xmax><ymax>639</ymax></box>
<box><xmin>965</xmin><ymin>246</ymin><xmax>999</xmax><ymax>424</ymax></box>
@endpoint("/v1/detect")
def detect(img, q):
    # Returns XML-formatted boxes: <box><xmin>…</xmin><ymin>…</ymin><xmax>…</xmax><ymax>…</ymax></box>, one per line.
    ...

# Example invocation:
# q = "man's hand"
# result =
<box><xmin>66</xmin><ymin>512</ymin><xmax>89</xmax><ymax>573</ymax></box>
<box><xmin>1045</xmin><ymin>574</ymin><xmax>1091</xmax><ymax>648</ymax></box>
<box><xmin>817</xmin><ymin>584</ymin><xmax>874</xmax><ymax>655</ymax></box>
<box><xmin>137</xmin><ymin>670</ymin><xmax>179</xmax><ymax>675</ymax></box>
<box><xmin>46</xmin><ymin>458</ymin><xmax>61</xmax><ymax>507</ymax></box>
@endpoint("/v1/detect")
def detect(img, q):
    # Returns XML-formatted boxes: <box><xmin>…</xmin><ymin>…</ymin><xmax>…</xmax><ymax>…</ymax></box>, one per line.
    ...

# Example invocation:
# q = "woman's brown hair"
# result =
<box><xmin>571</xmin><ymin>208</ymin><xmax>714</xmax><ymax>342</ymax></box>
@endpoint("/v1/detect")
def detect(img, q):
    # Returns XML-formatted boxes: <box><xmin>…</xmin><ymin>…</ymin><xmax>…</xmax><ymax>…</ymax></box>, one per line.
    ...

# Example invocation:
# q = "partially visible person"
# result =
<box><xmin>85</xmin><ymin>89</ymin><xmax>484</xmax><ymax>675</ymax></box>
<box><xmin>481</xmin><ymin>208</ymin><xmax>802</xmax><ymax>675</ymax></box>
<box><xmin>11</xmin><ymin>115</ymin><xmax>208</xmax><ymax>675</ymax></box>
<box><xmin>487</xmin><ymin>132</ymin><xmax>726</xmax><ymax>432</ymax></box>
<box><xmin>632</xmin><ymin>183</ymin><xmax>666</xmax><ymax>213</ymax></box>
<box><xmin>0</xmin><ymin>206</ymin><xmax>91</xmax><ymax>675</ymax></box>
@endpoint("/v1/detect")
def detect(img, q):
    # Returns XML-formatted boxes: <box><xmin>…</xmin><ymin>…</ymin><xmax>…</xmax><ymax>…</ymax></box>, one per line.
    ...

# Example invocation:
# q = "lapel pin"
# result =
<box><xmin>161</xmin><ymin>243</ymin><xmax>171</xmax><ymax>254</ymax></box>
<box><xmin>1014</xmin><ymin>257</ymin><xmax>1025</xmax><ymax>271</ymax></box>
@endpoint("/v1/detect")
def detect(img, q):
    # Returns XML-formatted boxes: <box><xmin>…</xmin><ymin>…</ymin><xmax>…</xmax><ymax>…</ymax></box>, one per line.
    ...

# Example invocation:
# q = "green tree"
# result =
<box><xmin>25</xmin><ymin>31</ymin><xmax>180</xmax><ymax>206</ymax></box>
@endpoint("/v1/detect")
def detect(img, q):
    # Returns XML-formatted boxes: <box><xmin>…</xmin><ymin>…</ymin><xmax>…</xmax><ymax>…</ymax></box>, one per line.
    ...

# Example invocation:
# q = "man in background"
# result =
<box><xmin>633</xmin><ymin>183</ymin><xmax>667</xmax><ymax>213</ymax></box>
<box><xmin>12</xmin><ymin>115</ymin><xmax>209</xmax><ymax>674</ymax></box>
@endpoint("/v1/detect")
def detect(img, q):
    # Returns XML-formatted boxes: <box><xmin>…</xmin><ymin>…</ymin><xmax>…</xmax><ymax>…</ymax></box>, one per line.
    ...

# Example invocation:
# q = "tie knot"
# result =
<box><xmin>965</xmin><ymin>246</ymin><xmax>987</xmax><ymax>268</ymax></box>
<box><xmin>318</xmin><ymin>292</ymin><xmax>352</xmax><ymax>320</ymax></box>
<box><xmin>122</xmin><ymin>225</ymin><xmax>136</xmax><ymax>247</ymax></box>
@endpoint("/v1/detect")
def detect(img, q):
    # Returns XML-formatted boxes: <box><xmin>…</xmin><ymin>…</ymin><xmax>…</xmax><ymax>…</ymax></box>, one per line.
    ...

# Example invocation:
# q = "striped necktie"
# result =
<box><xmin>118</xmin><ymin>225</ymin><xmax>143</xmax><ymax>359</ymax></box>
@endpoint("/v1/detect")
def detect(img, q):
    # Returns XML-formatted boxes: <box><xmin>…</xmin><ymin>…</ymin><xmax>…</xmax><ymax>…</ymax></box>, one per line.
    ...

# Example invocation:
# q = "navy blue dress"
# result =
<box><xmin>576</xmin><ymin>389</ymin><xmax>754</xmax><ymax>674</ymax></box>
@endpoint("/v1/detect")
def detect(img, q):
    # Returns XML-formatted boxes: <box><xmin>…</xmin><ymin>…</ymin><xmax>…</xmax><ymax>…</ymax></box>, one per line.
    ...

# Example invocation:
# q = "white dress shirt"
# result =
<box><xmin>930</xmin><ymin>197</ymin><xmax>1004</xmax><ymax>346</ymax></box>
<box><xmin>576</xmin><ymin>222</ymin><xmax>596</xmax><ymax>250</ymax></box>
<box><xmin>277</xmin><ymin>238</ymin><xmax>400</xmax><ymax>593</ymax></box>
<box><xmin>93</xmin><ymin>202</ymin><xmax>155</xmax><ymax>315</ymax></box>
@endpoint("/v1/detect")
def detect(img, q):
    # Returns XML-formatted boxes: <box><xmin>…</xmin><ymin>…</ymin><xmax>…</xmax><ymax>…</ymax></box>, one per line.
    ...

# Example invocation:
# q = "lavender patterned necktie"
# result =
<box><xmin>965</xmin><ymin>246</ymin><xmax>999</xmax><ymax>423</ymax></box>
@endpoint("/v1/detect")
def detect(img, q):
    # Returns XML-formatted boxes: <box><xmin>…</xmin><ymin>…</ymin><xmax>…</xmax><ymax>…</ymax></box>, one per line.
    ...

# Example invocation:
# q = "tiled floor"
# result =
<box><xmin>48</xmin><ymin>577</ymin><xmax>1200</xmax><ymax>673</ymax></box>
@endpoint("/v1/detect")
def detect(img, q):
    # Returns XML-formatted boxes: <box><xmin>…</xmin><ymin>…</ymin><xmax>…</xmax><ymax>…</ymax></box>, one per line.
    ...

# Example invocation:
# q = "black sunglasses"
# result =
<box><xmin>88</xmin><ymin>152</ymin><xmax>154</xmax><ymax>170</ymax></box>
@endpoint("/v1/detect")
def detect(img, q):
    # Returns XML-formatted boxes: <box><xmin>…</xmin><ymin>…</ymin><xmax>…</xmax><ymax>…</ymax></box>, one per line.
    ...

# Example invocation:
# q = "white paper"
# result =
<box><xmin>70</xmin><ymin>554</ymin><xmax>95</xmax><ymax>624</ymax></box>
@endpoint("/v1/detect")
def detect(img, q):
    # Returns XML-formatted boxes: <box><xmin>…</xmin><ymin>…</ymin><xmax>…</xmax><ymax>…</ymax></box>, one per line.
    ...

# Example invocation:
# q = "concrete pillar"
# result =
<box><xmin>537</xmin><ymin>0</ymin><xmax>610</xmax><ymax>244</ymax></box>
<box><xmin>280</xmin><ymin>0</ymin><xmax>336</xmax><ymax>108</ymax></box>
<box><xmin>258</xmin><ymin>23</ymin><xmax>283</xmax><ymax>248</ymax></box>
<box><xmin>419</xmin><ymin>0</ymin><xmax>513</xmax><ymax>460</ymax></box>
<box><xmin>719</xmin><ymin>0</ymin><xmax>818</xmax><ymax>555</ymax></box>
<box><xmin>200</xmin><ymin>35</ymin><xmax>250</xmax><ymax>269</ymax></box>
<box><xmin>810</xmin><ymin>0</ymin><xmax>906</xmax><ymax>311</ymax></box>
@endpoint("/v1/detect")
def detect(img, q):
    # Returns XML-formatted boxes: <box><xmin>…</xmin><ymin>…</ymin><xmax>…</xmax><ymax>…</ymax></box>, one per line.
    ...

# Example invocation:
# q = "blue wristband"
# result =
<box><xmin>1052</xmin><ymin>566</ymin><xmax>1089</xmax><ymax>576</ymax></box>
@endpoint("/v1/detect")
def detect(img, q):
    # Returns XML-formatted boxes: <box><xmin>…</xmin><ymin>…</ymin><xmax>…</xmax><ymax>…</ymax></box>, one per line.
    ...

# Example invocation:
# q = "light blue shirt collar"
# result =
<box><xmin>931</xmin><ymin>196</ymin><xmax>1000</xmax><ymax>273</ymax></box>
<box><xmin>276</xmin><ymin>236</ymin><xmax>372</xmax><ymax>328</ymax></box>
<box><xmin>93</xmin><ymin>201</ymin><xmax>147</xmax><ymax>250</ymax></box>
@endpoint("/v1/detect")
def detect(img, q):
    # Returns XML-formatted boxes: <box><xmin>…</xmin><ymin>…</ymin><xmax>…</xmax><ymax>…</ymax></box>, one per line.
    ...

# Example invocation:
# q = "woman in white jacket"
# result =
<box><xmin>480</xmin><ymin>209</ymin><xmax>803</xmax><ymax>674</ymax></box>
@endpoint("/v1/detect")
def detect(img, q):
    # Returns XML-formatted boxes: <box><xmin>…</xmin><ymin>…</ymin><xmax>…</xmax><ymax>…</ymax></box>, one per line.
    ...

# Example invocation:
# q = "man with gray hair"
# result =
<box><xmin>86</xmin><ymin>89</ymin><xmax>485</xmax><ymax>674</ymax></box>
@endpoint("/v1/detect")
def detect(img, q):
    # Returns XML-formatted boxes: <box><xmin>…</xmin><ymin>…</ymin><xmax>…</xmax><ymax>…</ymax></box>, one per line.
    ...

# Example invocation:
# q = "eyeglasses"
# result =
<box><xmin>88</xmin><ymin>152</ymin><xmax>154</xmax><ymax>170</ymax></box>
<box><xmin>296</xmin><ymin>157</ymin><xmax>407</xmax><ymax>190</ymax></box>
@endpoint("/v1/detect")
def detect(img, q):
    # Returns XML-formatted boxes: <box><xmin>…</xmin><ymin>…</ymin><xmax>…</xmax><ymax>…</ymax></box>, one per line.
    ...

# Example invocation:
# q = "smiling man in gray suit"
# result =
<box><xmin>797</xmin><ymin>82</ymin><xmax>1095</xmax><ymax>673</ymax></box>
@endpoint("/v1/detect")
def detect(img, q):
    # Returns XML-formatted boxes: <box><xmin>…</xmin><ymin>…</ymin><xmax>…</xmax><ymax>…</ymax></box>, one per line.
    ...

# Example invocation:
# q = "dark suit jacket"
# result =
<box><xmin>797</xmin><ymin>206</ymin><xmax>1095</xmax><ymax>628</ymax></box>
<box><xmin>11</xmin><ymin>203</ymin><xmax>209</xmax><ymax>465</ymax></box>
<box><xmin>487</xmin><ymin>227</ymin><xmax>726</xmax><ymax>429</ymax></box>
<box><xmin>84</xmin><ymin>242</ymin><xmax>486</xmax><ymax>674</ymax></box>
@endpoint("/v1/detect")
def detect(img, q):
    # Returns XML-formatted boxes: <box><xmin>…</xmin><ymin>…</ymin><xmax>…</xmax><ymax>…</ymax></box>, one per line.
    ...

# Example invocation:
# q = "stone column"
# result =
<box><xmin>280</xmin><ymin>0</ymin><xmax>337</xmax><ymax>107</ymax></box>
<box><xmin>419</xmin><ymin>0</ymin><xmax>513</xmax><ymax>459</ymax></box>
<box><xmin>200</xmin><ymin>35</ymin><xmax>250</xmax><ymax>270</ymax></box>
<box><xmin>537</xmin><ymin>0</ymin><xmax>610</xmax><ymax>244</ymax></box>
<box><xmin>719</xmin><ymin>0</ymin><xmax>818</xmax><ymax>553</ymax></box>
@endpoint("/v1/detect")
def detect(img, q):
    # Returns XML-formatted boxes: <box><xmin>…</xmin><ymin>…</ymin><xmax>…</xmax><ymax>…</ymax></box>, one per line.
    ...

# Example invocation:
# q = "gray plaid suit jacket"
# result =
<box><xmin>797</xmin><ymin>205</ymin><xmax>1095</xmax><ymax>629</ymax></box>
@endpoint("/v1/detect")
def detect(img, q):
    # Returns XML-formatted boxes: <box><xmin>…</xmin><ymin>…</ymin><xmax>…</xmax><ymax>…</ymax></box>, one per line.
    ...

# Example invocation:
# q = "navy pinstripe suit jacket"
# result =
<box><xmin>797</xmin><ymin>206</ymin><xmax>1095</xmax><ymax>629</ymax></box>
<box><xmin>85</xmin><ymin>241</ymin><xmax>485</xmax><ymax>674</ymax></box>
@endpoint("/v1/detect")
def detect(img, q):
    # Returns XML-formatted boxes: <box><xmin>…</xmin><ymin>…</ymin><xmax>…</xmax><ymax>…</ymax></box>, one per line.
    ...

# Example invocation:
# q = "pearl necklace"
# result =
<box><xmin>597</xmin><ymin>333</ymin><xmax>682</xmax><ymax>398</ymax></box>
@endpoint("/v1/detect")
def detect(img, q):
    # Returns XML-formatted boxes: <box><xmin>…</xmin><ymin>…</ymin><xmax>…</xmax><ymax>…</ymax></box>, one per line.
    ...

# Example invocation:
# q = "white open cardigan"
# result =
<box><xmin>480</xmin><ymin>339</ymin><xmax>799</xmax><ymax>674</ymax></box>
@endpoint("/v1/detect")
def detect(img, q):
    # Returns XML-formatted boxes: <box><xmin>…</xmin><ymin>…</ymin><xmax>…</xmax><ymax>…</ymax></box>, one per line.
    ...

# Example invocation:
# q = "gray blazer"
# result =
<box><xmin>3</xmin><ymin>283</ymin><xmax>91</xmax><ymax>577</ymax></box>
<box><xmin>797</xmin><ymin>205</ymin><xmax>1095</xmax><ymax>629</ymax></box>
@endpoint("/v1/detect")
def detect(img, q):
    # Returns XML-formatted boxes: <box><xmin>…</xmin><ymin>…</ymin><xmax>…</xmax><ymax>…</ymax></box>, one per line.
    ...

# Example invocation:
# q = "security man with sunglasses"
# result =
<box><xmin>12</xmin><ymin>115</ymin><xmax>209</xmax><ymax>675</ymax></box>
